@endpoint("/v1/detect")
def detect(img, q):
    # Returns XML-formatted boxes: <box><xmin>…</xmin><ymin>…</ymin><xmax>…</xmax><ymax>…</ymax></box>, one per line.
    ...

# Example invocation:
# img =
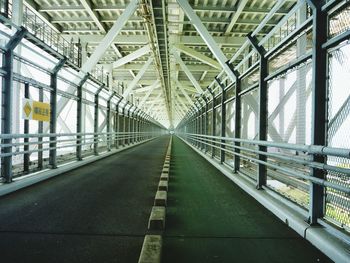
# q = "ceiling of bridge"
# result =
<box><xmin>26</xmin><ymin>0</ymin><xmax>297</xmax><ymax>128</ymax></box>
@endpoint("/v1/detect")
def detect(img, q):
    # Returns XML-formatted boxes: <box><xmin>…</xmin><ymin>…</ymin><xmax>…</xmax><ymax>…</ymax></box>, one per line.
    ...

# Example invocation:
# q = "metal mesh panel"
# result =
<box><xmin>266</xmin><ymin>63</ymin><xmax>313</xmax><ymax>208</ymax></box>
<box><xmin>267</xmin><ymin>62</ymin><xmax>312</xmax><ymax>144</ymax></box>
<box><xmin>240</xmin><ymin>89</ymin><xmax>258</xmax><ymax>180</ymax></box>
<box><xmin>326</xmin><ymin>43</ymin><xmax>350</xmax><ymax>230</ymax></box>
<box><xmin>269</xmin><ymin>31</ymin><xmax>312</xmax><ymax>75</ymax></box>
<box><xmin>329</xmin><ymin>2</ymin><xmax>350</xmax><ymax>39</ymax></box>
<box><xmin>241</xmin><ymin>69</ymin><xmax>259</xmax><ymax>92</ymax></box>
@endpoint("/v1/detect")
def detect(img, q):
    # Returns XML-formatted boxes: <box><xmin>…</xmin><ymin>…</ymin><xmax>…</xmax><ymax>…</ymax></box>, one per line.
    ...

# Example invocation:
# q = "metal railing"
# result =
<box><xmin>0</xmin><ymin>130</ymin><xmax>163</xmax><ymax>181</ymax></box>
<box><xmin>177</xmin><ymin>0</ymin><xmax>350</xmax><ymax>234</ymax></box>
<box><xmin>22</xmin><ymin>5</ymin><xmax>81</xmax><ymax>67</ymax></box>
<box><xmin>179</xmin><ymin>132</ymin><xmax>350</xmax><ymax>230</ymax></box>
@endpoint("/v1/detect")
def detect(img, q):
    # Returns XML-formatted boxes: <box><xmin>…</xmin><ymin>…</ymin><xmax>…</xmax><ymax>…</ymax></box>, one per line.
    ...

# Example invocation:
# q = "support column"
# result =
<box><xmin>94</xmin><ymin>85</ymin><xmax>104</xmax><ymax>155</ymax></box>
<box><xmin>141</xmin><ymin>112</ymin><xmax>145</xmax><ymax>141</ymax></box>
<box><xmin>38</xmin><ymin>85</ymin><xmax>44</xmax><ymax>169</ymax></box>
<box><xmin>127</xmin><ymin>106</ymin><xmax>132</xmax><ymax>145</ymax></box>
<box><xmin>226</xmin><ymin>62</ymin><xmax>241</xmax><ymax>172</ymax></box>
<box><xmin>279</xmin><ymin>77</ymin><xmax>286</xmax><ymax>138</ymax></box>
<box><xmin>23</xmin><ymin>83</ymin><xmax>30</xmax><ymax>173</ymax></box>
<box><xmin>306</xmin><ymin>0</ymin><xmax>328</xmax><ymax>225</ymax></box>
<box><xmin>296</xmin><ymin>4</ymin><xmax>308</xmax><ymax>145</ymax></box>
<box><xmin>197</xmin><ymin>100</ymin><xmax>203</xmax><ymax>149</ymax></box>
<box><xmin>199</xmin><ymin>99</ymin><xmax>205</xmax><ymax>150</ymax></box>
<box><xmin>215</xmin><ymin>77</ymin><xmax>226</xmax><ymax>164</ymax></box>
<box><xmin>234</xmin><ymin>76</ymin><xmax>241</xmax><ymax>172</ymax></box>
<box><xmin>1</xmin><ymin>27</ymin><xmax>27</xmax><ymax>182</ymax></box>
<box><xmin>49</xmin><ymin>57</ymin><xmax>67</xmax><ymax>169</ymax></box>
<box><xmin>208</xmin><ymin>88</ymin><xmax>215</xmax><ymax>158</ymax></box>
<box><xmin>106</xmin><ymin>92</ymin><xmax>116</xmax><ymax>151</ymax></box>
<box><xmin>202</xmin><ymin>94</ymin><xmax>209</xmax><ymax>153</ymax></box>
<box><xmin>135</xmin><ymin>109</ymin><xmax>141</xmax><ymax>142</ymax></box>
<box><xmin>122</xmin><ymin>104</ymin><xmax>127</xmax><ymax>146</ymax></box>
<box><xmin>76</xmin><ymin>74</ymin><xmax>89</xmax><ymax>160</ymax></box>
<box><xmin>247</xmin><ymin>33</ymin><xmax>268</xmax><ymax>189</ymax></box>
<box><xmin>115</xmin><ymin>97</ymin><xmax>123</xmax><ymax>148</ymax></box>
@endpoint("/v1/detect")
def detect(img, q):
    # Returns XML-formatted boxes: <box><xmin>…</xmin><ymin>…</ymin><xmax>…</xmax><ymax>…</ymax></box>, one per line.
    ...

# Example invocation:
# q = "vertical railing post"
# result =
<box><xmin>234</xmin><ymin>76</ymin><xmax>241</xmax><ymax>173</ymax></box>
<box><xmin>194</xmin><ymin>102</ymin><xmax>200</xmax><ymax>148</ymax></box>
<box><xmin>38</xmin><ymin>85</ymin><xmax>44</xmax><ymax>169</ymax></box>
<box><xmin>144</xmin><ymin>115</ymin><xmax>148</xmax><ymax>139</ymax></box>
<box><xmin>106</xmin><ymin>91</ymin><xmax>116</xmax><ymax>151</ymax></box>
<box><xmin>199</xmin><ymin>99</ymin><xmax>205</xmax><ymax>150</ymax></box>
<box><xmin>49</xmin><ymin>57</ymin><xmax>67</xmax><ymax>169</ymax></box>
<box><xmin>226</xmin><ymin>62</ymin><xmax>241</xmax><ymax>172</ymax></box>
<box><xmin>142</xmin><ymin>112</ymin><xmax>145</xmax><ymax>141</ymax></box>
<box><xmin>23</xmin><ymin>82</ymin><xmax>30</xmax><ymax>173</ymax></box>
<box><xmin>115</xmin><ymin>97</ymin><xmax>123</xmax><ymax>148</ymax></box>
<box><xmin>215</xmin><ymin>77</ymin><xmax>226</xmax><ymax>164</ymax></box>
<box><xmin>131</xmin><ymin>106</ymin><xmax>135</xmax><ymax>143</ymax></box>
<box><xmin>127</xmin><ymin>106</ymin><xmax>132</xmax><ymax>144</ymax></box>
<box><xmin>139</xmin><ymin>111</ymin><xmax>143</xmax><ymax>141</ymax></box>
<box><xmin>76</xmin><ymin>74</ymin><xmax>89</xmax><ymax>161</ymax></box>
<box><xmin>202</xmin><ymin>94</ymin><xmax>209</xmax><ymax>153</ymax></box>
<box><xmin>247</xmin><ymin>33</ymin><xmax>268</xmax><ymax>189</ymax></box>
<box><xmin>306</xmin><ymin>0</ymin><xmax>328</xmax><ymax>225</ymax></box>
<box><xmin>139</xmin><ymin>112</ymin><xmax>143</xmax><ymax>141</ymax></box>
<box><xmin>190</xmin><ymin>108</ymin><xmax>195</xmax><ymax>145</ymax></box>
<box><xmin>208</xmin><ymin>88</ymin><xmax>215</xmax><ymax>158</ymax></box>
<box><xmin>1</xmin><ymin>27</ymin><xmax>27</xmax><ymax>182</ymax></box>
<box><xmin>94</xmin><ymin>85</ymin><xmax>104</xmax><ymax>155</ymax></box>
<box><xmin>122</xmin><ymin>104</ymin><xmax>127</xmax><ymax>146</ymax></box>
<box><xmin>135</xmin><ymin>109</ymin><xmax>140</xmax><ymax>143</ymax></box>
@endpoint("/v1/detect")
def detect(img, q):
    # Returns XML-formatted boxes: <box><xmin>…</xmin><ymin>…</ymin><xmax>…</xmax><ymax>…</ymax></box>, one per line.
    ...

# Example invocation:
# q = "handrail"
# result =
<box><xmin>180</xmin><ymin>132</ymin><xmax>350</xmax><ymax>194</ymax></box>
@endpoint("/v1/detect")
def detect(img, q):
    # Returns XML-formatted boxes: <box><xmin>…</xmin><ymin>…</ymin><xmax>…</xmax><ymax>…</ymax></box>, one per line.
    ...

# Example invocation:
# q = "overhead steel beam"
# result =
<box><xmin>81</xmin><ymin>0</ymin><xmax>139</xmax><ymax>74</ymax></box>
<box><xmin>112</xmin><ymin>63</ymin><xmax>218</xmax><ymax>72</ymax></box>
<box><xmin>174</xmin><ymin>44</ymin><xmax>221</xmax><ymax>70</ymax></box>
<box><xmin>174</xmin><ymin>102</ymin><xmax>186</xmax><ymax>117</ymax></box>
<box><xmin>52</xmin><ymin>0</ymin><xmax>139</xmax><ymax>127</ymax></box>
<box><xmin>175</xmin><ymin>91</ymin><xmax>190</xmax><ymax>112</ymax></box>
<box><xmin>138</xmin><ymin>80</ymin><xmax>160</xmax><ymax>108</ymax></box>
<box><xmin>145</xmin><ymin>93</ymin><xmax>162</xmax><ymax>114</ymax></box>
<box><xmin>122</xmin><ymin>56</ymin><xmax>153</xmax><ymax>97</ymax></box>
<box><xmin>113</xmin><ymin>45</ymin><xmax>151</xmax><ymax>69</ymax></box>
<box><xmin>225</xmin><ymin>0</ymin><xmax>249</xmax><ymax>34</ymax></box>
<box><xmin>79</xmin><ymin>0</ymin><xmax>106</xmax><ymax>32</ymax></box>
<box><xmin>63</xmin><ymin>34</ymin><xmax>245</xmax><ymax>46</ymax></box>
<box><xmin>173</xmin><ymin>51</ymin><xmax>204</xmax><ymax>94</ymax></box>
<box><xmin>134</xmin><ymin>85</ymin><xmax>156</xmax><ymax>93</ymax></box>
<box><xmin>175</xmin><ymin>79</ymin><xmax>193</xmax><ymax>105</ymax></box>
<box><xmin>176</xmin><ymin>0</ymin><xmax>236</xmax><ymax>82</ymax></box>
<box><xmin>128</xmin><ymin>68</ymin><xmax>143</xmax><ymax>90</ymax></box>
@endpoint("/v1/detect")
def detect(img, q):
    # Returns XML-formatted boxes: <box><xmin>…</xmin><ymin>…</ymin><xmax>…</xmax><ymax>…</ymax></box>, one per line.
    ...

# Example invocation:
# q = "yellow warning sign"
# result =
<box><xmin>24</xmin><ymin>101</ymin><xmax>32</xmax><ymax>117</ymax></box>
<box><xmin>22</xmin><ymin>99</ymin><xmax>50</xmax><ymax>122</ymax></box>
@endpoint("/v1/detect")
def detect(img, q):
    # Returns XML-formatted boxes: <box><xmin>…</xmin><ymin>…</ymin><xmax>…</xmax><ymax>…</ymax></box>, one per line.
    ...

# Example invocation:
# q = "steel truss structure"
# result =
<box><xmin>0</xmin><ymin>2</ymin><xmax>165</xmax><ymax>184</ymax></box>
<box><xmin>176</xmin><ymin>0</ymin><xmax>350</xmax><ymax>250</ymax></box>
<box><xmin>0</xmin><ymin>0</ymin><xmax>349</xmax><ymax>262</ymax></box>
